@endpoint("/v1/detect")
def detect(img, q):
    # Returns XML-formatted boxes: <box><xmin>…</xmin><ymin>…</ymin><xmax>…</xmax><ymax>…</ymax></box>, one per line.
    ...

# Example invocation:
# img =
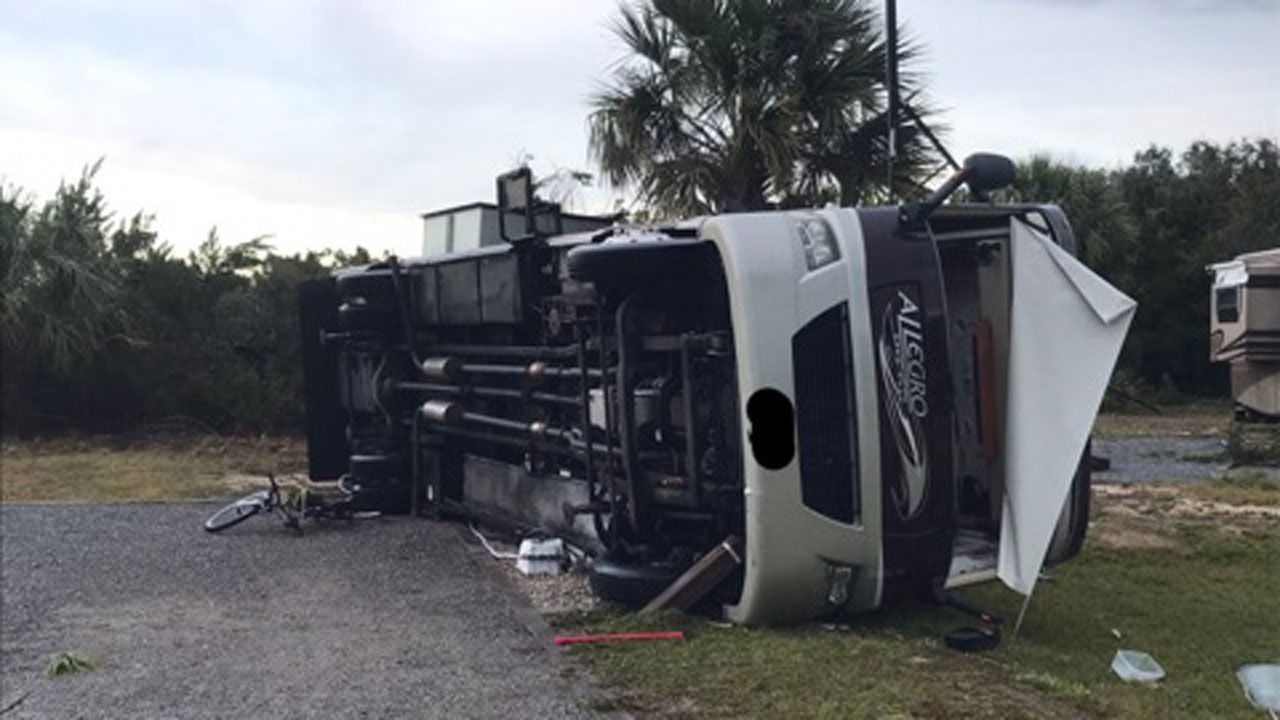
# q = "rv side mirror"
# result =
<box><xmin>498</xmin><ymin>167</ymin><xmax>533</xmax><ymax>212</ymax></box>
<box><xmin>899</xmin><ymin>152</ymin><xmax>1017</xmax><ymax>227</ymax></box>
<box><xmin>963</xmin><ymin>153</ymin><xmax>1016</xmax><ymax>194</ymax></box>
<box><xmin>497</xmin><ymin>167</ymin><xmax>535</xmax><ymax>242</ymax></box>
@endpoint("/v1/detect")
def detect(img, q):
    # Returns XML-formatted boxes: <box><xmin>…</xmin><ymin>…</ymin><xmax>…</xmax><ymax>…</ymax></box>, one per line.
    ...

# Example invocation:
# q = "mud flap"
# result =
<box><xmin>299</xmin><ymin>277</ymin><xmax>349</xmax><ymax>480</ymax></box>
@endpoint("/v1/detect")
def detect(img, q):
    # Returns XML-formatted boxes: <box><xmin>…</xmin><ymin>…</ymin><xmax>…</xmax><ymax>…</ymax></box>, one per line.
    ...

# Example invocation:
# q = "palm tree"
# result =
<box><xmin>1</xmin><ymin>163</ymin><xmax>133</xmax><ymax>433</ymax></box>
<box><xmin>0</xmin><ymin>162</ymin><xmax>126</xmax><ymax>373</ymax></box>
<box><xmin>994</xmin><ymin>155</ymin><xmax>1137</xmax><ymax>280</ymax></box>
<box><xmin>589</xmin><ymin>0</ymin><xmax>943</xmax><ymax>218</ymax></box>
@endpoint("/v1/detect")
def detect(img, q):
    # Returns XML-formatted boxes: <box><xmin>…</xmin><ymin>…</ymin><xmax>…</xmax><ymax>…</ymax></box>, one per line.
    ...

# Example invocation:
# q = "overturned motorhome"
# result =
<box><xmin>1209</xmin><ymin>249</ymin><xmax>1280</xmax><ymax>420</ymax></box>
<box><xmin>298</xmin><ymin>157</ymin><xmax>1136</xmax><ymax>625</ymax></box>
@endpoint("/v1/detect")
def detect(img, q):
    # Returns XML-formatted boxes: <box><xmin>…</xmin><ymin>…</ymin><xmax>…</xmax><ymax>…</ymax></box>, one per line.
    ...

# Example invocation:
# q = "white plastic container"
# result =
<box><xmin>1238</xmin><ymin>663</ymin><xmax>1280</xmax><ymax>711</ymax></box>
<box><xmin>1111</xmin><ymin>650</ymin><xmax>1166</xmax><ymax>683</ymax></box>
<box><xmin>517</xmin><ymin>538</ymin><xmax>565</xmax><ymax>576</ymax></box>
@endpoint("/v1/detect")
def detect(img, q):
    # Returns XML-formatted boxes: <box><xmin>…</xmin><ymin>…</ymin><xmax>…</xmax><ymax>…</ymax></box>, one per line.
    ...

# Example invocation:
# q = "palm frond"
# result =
<box><xmin>590</xmin><ymin>0</ymin><xmax>945</xmax><ymax>215</ymax></box>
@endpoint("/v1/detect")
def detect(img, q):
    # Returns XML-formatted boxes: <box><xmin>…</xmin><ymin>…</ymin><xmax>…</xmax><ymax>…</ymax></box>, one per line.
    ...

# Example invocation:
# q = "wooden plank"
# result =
<box><xmin>640</xmin><ymin>536</ymin><xmax>743</xmax><ymax>615</ymax></box>
<box><xmin>977</xmin><ymin>319</ymin><xmax>1001</xmax><ymax>462</ymax></box>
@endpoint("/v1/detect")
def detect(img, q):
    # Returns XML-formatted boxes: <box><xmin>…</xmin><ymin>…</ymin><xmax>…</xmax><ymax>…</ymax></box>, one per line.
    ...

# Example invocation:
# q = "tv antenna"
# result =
<box><xmin>884</xmin><ymin>0</ymin><xmax>962</xmax><ymax>203</ymax></box>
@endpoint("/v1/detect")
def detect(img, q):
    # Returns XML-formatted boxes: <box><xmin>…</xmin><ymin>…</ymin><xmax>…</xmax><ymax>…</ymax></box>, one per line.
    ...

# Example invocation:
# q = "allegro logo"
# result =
<box><xmin>878</xmin><ymin>288</ymin><xmax>929</xmax><ymax>520</ymax></box>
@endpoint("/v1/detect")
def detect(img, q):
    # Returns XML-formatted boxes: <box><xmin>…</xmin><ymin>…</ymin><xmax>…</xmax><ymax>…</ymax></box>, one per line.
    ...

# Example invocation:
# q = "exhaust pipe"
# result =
<box><xmin>419</xmin><ymin>400</ymin><xmax>464</xmax><ymax>425</ymax></box>
<box><xmin>421</xmin><ymin>356</ymin><xmax>462</xmax><ymax>382</ymax></box>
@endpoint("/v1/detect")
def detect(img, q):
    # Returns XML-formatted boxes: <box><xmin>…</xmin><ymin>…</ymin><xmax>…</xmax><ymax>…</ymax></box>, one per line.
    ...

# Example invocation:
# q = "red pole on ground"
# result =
<box><xmin>553</xmin><ymin>631</ymin><xmax>685</xmax><ymax>646</ymax></box>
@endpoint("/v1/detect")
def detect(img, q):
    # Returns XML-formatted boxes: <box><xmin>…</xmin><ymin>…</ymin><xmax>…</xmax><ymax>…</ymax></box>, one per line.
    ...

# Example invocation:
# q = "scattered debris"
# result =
<box><xmin>44</xmin><ymin>651</ymin><xmax>95</xmax><ymax>678</ymax></box>
<box><xmin>469</xmin><ymin>523</ymin><xmax>519</xmax><ymax>560</ymax></box>
<box><xmin>470</xmin><ymin>524</ymin><xmax>599</xmax><ymax>615</ymax></box>
<box><xmin>1111</xmin><ymin>650</ymin><xmax>1165</xmax><ymax>683</ymax></box>
<box><xmin>508</xmin><ymin>565</ymin><xmax>598</xmax><ymax>615</ymax></box>
<box><xmin>517</xmin><ymin>538</ymin><xmax>566</xmax><ymax>576</ymax></box>
<box><xmin>554</xmin><ymin>631</ymin><xmax>685</xmax><ymax>646</ymax></box>
<box><xmin>1238</xmin><ymin>663</ymin><xmax>1280</xmax><ymax>713</ymax></box>
<box><xmin>944</xmin><ymin>626</ymin><xmax>1000</xmax><ymax>653</ymax></box>
<box><xmin>640</xmin><ymin>537</ymin><xmax>742</xmax><ymax>615</ymax></box>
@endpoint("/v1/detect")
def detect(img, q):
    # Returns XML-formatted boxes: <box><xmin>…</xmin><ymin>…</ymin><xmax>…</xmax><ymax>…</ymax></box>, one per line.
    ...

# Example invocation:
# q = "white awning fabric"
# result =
<box><xmin>997</xmin><ymin>219</ymin><xmax>1137</xmax><ymax>596</ymax></box>
<box><xmin>1209</xmin><ymin>260</ymin><xmax>1249</xmax><ymax>289</ymax></box>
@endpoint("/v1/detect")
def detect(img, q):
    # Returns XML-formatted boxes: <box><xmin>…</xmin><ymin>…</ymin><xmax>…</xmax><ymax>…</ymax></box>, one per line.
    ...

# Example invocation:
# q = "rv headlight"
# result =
<box><xmin>796</xmin><ymin>217</ymin><xmax>840</xmax><ymax>271</ymax></box>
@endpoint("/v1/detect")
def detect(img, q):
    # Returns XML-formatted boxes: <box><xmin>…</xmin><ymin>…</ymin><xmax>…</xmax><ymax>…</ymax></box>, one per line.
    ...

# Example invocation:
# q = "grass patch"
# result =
<box><xmin>1179</xmin><ymin>450</ymin><xmax>1228</xmax><ymax>464</ymax></box>
<box><xmin>1185</xmin><ymin>472</ymin><xmax>1280</xmax><ymax>507</ymax></box>
<box><xmin>44</xmin><ymin>651</ymin><xmax>95</xmax><ymax>677</ymax></box>
<box><xmin>1093</xmin><ymin>406</ymin><xmax>1231</xmax><ymax>440</ymax></box>
<box><xmin>562</xmin><ymin>524</ymin><xmax>1279</xmax><ymax>719</ymax></box>
<box><xmin>0</xmin><ymin>436</ymin><xmax>304</xmax><ymax>502</ymax></box>
<box><xmin>1014</xmin><ymin>671</ymin><xmax>1093</xmax><ymax>701</ymax></box>
<box><xmin>1225</xmin><ymin>424</ymin><xmax>1280</xmax><ymax>467</ymax></box>
<box><xmin>557</xmin><ymin>611</ymin><xmax>1089</xmax><ymax>719</ymax></box>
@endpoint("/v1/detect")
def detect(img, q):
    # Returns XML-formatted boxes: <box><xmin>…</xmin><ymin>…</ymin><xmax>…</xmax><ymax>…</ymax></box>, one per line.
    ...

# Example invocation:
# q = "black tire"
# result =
<box><xmin>587</xmin><ymin>557</ymin><xmax>683</xmax><ymax>607</ymax></box>
<box><xmin>346</xmin><ymin>454</ymin><xmax>410</xmax><ymax>514</ymax></box>
<box><xmin>1046</xmin><ymin>442</ymin><xmax>1092</xmax><ymax>566</ymax></box>
<box><xmin>338</xmin><ymin>475</ymin><xmax>361</xmax><ymax>495</ymax></box>
<box><xmin>566</xmin><ymin>239</ymin><xmax>708</xmax><ymax>287</ymax></box>
<box><xmin>204</xmin><ymin>493</ymin><xmax>267</xmax><ymax>533</ymax></box>
<box><xmin>349</xmin><ymin>453</ymin><xmax>402</xmax><ymax>479</ymax></box>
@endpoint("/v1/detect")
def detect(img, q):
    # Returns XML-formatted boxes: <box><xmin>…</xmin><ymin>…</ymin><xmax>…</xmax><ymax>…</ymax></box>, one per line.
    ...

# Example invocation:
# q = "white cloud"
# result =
<box><xmin>902</xmin><ymin>0</ymin><xmax>1279</xmax><ymax>164</ymax></box>
<box><xmin>0</xmin><ymin>0</ymin><xmax>630</xmax><ymax>254</ymax></box>
<box><xmin>0</xmin><ymin>126</ymin><xmax>418</xmax><ymax>256</ymax></box>
<box><xmin>1</xmin><ymin>0</ymin><xmax>1275</xmax><ymax>255</ymax></box>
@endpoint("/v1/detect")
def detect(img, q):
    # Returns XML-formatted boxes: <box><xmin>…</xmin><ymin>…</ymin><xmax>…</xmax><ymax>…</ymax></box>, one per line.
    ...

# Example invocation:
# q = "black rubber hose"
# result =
<box><xmin>933</xmin><ymin>585</ymin><xmax>1003</xmax><ymax>626</ymax></box>
<box><xmin>387</xmin><ymin>256</ymin><xmax>427</xmax><ymax>373</ymax></box>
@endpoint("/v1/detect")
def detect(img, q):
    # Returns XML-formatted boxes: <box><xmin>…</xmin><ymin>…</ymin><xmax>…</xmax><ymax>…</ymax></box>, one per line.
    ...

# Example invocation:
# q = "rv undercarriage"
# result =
<box><xmin>302</xmin><ymin>233</ymin><xmax>748</xmax><ymax>603</ymax></box>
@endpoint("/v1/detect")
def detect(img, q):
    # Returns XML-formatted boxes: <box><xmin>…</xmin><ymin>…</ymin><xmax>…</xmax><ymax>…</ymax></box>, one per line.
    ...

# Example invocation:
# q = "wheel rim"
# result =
<box><xmin>204</xmin><ymin>497</ymin><xmax>264</xmax><ymax>531</ymax></box>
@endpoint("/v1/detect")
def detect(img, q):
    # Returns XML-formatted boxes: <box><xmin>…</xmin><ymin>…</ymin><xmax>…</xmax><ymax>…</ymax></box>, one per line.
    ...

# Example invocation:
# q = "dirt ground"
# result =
<box><xmin>1090</xmin><ymin>481</ymin><xmax>1280</xmax><ymax>550</ymax></box>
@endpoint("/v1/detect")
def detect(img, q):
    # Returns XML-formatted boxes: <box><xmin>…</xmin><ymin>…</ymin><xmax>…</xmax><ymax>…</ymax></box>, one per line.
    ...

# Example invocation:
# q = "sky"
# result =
<box><xmin>1</xmin><ymin>0</ymin><xmax>1277</xmax><ymax>257</ymax></box>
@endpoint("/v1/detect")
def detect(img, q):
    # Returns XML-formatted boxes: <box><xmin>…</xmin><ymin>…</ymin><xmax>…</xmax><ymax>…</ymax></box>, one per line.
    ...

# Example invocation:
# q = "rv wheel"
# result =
<box><xmin>348</xmin><ymin>453</ymin><xmax>403</xmax><ymax>479</ymax></box>
<box><xmin>587</xmin><ymin>557</ymin><xmax>683</xmax><ymax>607</ymax></box>
<box><xmin>1235</xmin><ymin>404</ymin><xmax>1262</xmax><ymax>423</ymax></box>
<box><xmin>566</xmin><ymin>238</ymin><xmax>708</xmax><ymax>289</ymax></box>
<box><xmin>346</xmin><ymin>453</ymin><xmax>410</xmax><ymax>514</ymax></box>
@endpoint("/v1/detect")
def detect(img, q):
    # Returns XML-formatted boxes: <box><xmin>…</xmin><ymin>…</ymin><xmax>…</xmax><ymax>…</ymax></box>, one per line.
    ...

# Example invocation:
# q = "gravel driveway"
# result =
<box><xmin>0</xmin><ymin>503</ymin><xmax>615</xmax><ymax>719</ymax></box>
<box><xmin>1093</xmin><ymin>436</ymin><xmax>1280</xmax><ymax>484</ymax></box>
<box><xmin>1093</xmin><ymin>436</ymin><xmax>1228</xmax><ymax>483</ymax></box>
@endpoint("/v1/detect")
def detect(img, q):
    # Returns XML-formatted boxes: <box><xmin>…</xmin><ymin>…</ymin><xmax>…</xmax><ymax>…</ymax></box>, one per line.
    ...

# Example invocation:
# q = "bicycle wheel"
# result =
<box><xmin>203</xmin><ymin>492</ymin><xmax>268</xmax><ymax>533</ymax></box>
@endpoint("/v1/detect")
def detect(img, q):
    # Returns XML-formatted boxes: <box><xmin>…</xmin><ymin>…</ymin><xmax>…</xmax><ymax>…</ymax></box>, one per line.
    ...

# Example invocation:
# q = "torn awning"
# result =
<box><xmin>1209</xmin><ymin>260</ymin><xmax>1249</xmax><ymax>288</ymax></box>
<box><xmin>997</xmin><ymin>218</ymin><xmax>1137</xmax><ymax>596</ymax></box>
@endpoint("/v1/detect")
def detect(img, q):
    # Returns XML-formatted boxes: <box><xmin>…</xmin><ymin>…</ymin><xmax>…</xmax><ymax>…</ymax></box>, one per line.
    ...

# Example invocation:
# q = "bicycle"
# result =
<box><xmin>203</xmin><ymin>474</ymin><xmax>380</xmax><ymax>533</ymax></box>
